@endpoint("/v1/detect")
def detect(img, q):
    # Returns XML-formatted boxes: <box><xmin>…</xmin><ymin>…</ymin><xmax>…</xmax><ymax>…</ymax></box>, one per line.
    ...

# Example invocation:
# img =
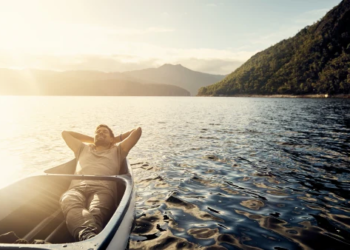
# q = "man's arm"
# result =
<box><xmin>113</xmin><ymin>128</ymin><xmax>138</xmax><ymax>144</ymax></box>
<box><xmin>120</xmin><ymin>127</ymin><xmax>142</xmax><ymax>159</ymax></box>
<box><xmin>62</xmin><ymin>131</ymin><xmax>93</xmax><ymax>155</ymax></box>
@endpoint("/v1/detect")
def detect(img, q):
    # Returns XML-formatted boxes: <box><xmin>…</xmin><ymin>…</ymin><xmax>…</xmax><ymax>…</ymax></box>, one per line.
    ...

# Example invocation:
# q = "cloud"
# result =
<box><xmin>206</xmin><ymin>3</ymin><xmax>217</xmax><ymax>7</ymax></box>
<box><xmin>0</xmin><ymin>13</ymin><xmax>252</xmax><ymax>75</ymax></box>
<box><xmin>0</xmin><ymin>25</ymin><xmax>255</xmax><ymax>74</ymax></box>
<box><xmin>0</xmin><ymin>50</ymin><xmax>247</xmax><ymax>75</ymax></box>
<box><xmin>95</xmin><ymin>26</ymin><xmax>175</xmax><ymax>36</ymax></box>
<box><xmin>0</xmin><ymin>52</ymin><xmax>158</xmax><ymax>72</ymax></box>
<box><xmin>0</xmin><ymin>19</ymin><xmax>174</xmax><ymax>54</ymax></box>
<box><xmin>161</xmin><ymin>12</ymin><xmax>170</xmax><ymax>17</ymax></box>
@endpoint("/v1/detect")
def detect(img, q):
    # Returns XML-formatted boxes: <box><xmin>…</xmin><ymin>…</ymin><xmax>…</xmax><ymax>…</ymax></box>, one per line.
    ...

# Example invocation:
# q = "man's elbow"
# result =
<box><xmin>132</xmin><ymin>127</ymin><xmax>142</xmax><ymax>141</ymax></box>
<box><xmin>136</xmin><ymin>127</ymin><xmax>142</xmax><ymax>137</ymax></box>
<box><xmin>62</xmin><ymin>131</ymin><xmax>71</xmax><ymax>139</ymax></box>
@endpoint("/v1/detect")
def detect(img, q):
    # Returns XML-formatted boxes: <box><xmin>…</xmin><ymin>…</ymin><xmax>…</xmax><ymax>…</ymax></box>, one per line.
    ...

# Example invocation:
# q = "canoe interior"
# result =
<box><xmin>0</xmin><ymin>159</ymin><xmax>129</xmax><ymax>246</ymax></box>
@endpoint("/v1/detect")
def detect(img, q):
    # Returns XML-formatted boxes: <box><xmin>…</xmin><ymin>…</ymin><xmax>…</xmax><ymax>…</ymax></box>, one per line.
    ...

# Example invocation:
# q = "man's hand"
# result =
<box><xmin>113</xmin><ymin>128</ymin><xmax>138</xmax><ymax>144</ymax></box>
<box><xmin>120</xmin><ymin>127</ymin><xmax>142</xmax><ymax>159</ymax></box>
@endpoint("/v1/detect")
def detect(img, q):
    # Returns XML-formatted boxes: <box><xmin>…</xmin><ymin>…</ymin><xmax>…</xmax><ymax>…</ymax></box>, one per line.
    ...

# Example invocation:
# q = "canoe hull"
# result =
<box><xmin>0</xmin><ymin>159</ymin><xmax>135</xmax><ymax>250</ymax></box>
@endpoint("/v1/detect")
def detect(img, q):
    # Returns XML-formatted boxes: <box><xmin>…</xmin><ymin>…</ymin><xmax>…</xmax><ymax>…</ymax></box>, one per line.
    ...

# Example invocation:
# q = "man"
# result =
<box><xmin>59</xmin><ymin>125</ymin><xmax>142</xmax><ymax>241</ymax></box>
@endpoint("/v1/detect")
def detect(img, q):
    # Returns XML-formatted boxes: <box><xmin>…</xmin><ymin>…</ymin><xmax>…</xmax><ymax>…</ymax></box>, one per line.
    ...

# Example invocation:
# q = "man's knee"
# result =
<box><xmin>60</xmin><ymin>189</ymin><xmax>85</xmax><ymax>215</ymax></box>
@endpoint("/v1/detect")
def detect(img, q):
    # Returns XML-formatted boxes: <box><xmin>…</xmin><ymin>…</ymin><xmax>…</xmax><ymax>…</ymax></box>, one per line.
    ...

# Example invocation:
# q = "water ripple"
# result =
<box><xmin>0</xmin><ymin>97</ymin><xmax>349</xmax><ymax>249</ymax></box>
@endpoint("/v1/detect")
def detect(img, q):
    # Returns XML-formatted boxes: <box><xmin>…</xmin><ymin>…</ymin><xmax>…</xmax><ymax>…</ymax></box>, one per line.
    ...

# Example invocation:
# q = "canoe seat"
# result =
<box><xmin>23</xmin><ymin>209</ymin><xmax>62</xmax><ymax>242</ymax></box>
<box><xmin>45</xmin><ymin>221</ymin><xmax>66</xmax><ymax>243</ymax></box>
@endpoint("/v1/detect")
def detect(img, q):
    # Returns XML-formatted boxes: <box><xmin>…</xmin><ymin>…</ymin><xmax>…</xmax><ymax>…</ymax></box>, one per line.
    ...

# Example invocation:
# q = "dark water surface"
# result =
<box><xmin>129</xmin><ymin>98</ymin><xmax>350</xmax><ymax>250</ymax></box>
<box><xmin>0</xmin><ymin>97</ymin><xmax>349</xmax><ymax>249</ymax></box>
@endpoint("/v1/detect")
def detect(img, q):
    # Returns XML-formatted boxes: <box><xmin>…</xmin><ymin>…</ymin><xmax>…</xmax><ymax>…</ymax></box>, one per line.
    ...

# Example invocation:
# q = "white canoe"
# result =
<box><xmin>0</xmin><ymin>159</ymin><xmax>135</xmax><ymax>250</ymax></box>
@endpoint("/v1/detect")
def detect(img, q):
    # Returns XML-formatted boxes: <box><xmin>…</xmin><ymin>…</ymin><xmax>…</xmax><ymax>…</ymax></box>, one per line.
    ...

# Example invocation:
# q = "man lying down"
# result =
<box><xmin>60</xmin><ymin>125</ymin><xmax>142</xmax><ymax>241</ymax></box>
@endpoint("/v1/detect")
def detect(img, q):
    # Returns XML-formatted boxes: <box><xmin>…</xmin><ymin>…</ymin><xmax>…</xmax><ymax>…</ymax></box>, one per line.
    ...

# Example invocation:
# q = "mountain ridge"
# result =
<box><xmin>123</xmin><ymin>64</ymin><xmax>226</xmax><ymax>95</ymax></box>
<box><xmin>0</xmin><ymin>64</ymin><xmax>226</xmax><ymax>96</ymax></box>
<box><xmin>0</xmin><ymin>68</ymin><xmax>190</xmax><ymax>96</ymax></box>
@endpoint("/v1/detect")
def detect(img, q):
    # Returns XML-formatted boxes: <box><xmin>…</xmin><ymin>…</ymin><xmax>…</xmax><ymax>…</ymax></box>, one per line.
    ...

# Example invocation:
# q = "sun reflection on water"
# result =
<box><xmin>0</xmin><ymin>97</ymin><xmax>349</xmax><ymax>249</ymax></box>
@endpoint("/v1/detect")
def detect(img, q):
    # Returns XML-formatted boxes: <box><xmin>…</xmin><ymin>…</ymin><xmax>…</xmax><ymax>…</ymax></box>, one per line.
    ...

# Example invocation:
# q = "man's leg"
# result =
<box><xmin>86</xmin><ymin>187</ymin><xmax>115</xmax><ymax>233</ymax></box>
<box><xmin>60</xmin><ymin>188</ymin><xmax>100</xmax><ymax>241</ymax></box>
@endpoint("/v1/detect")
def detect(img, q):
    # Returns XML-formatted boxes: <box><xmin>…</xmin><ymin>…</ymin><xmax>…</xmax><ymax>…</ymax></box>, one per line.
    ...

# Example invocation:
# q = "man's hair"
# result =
<box><xmin>95</xmin><ymin>124</ymin><xmax>115</xmax><ymax>138</ymax></box>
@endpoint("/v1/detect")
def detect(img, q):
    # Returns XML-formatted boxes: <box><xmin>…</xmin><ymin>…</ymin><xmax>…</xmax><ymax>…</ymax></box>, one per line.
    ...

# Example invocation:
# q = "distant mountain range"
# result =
<box><xmin>0</xmin><ymin>64</ymin><xmax>226</xmax><ymax>96</ymax></box>
<box><xmin>198</xmin><ymin>0</ymin><xmax>350</xmax><ymax>96</ymax></box>
<box><xmin>124</xmin><ymin>64</ymin><xmax>226</xmax><ymax>95</ymax></box>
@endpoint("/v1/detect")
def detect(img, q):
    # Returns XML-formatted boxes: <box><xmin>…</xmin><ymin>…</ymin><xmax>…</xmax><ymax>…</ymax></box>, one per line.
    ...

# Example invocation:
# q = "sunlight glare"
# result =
<box><xmin>0</xmin><ymin>151</ymin><xmax>24</xmax><ymax>188</ymax></box>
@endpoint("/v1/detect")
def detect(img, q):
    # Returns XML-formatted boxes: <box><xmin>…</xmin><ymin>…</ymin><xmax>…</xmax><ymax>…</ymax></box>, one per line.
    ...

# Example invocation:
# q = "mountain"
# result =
<box><xmin>198</xmin><ymin>0</ymin><xmax>350</xmax><ymax>96</ymax></box>
<box><xmin>123</xmin><ymin>64</ymin><xmax>226</xmax><ymax>95</ymax></box>
<box><xmin>0</xmin><ymin>64</ymin><xmax>224</xmax><ymax>96</ymax></box>
<box><xmin>0</xmin><ymin>68</ymin><xmax>190</xmax><ymax>96</ymax></box>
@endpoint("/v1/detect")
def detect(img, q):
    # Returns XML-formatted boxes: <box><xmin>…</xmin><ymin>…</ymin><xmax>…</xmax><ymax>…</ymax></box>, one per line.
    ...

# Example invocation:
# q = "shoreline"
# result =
<box><xmin>197</xmin><ymin>94</ymin><xmax>350</xmax><ymax>98</ymax></box>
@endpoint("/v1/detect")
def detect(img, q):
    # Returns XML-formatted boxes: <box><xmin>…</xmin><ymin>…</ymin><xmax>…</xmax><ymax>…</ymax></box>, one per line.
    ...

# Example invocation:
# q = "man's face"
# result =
<box><xmin>94</xmin><ymin>127</ymin><xmax>113</xmax><ymax>147</ymax></box>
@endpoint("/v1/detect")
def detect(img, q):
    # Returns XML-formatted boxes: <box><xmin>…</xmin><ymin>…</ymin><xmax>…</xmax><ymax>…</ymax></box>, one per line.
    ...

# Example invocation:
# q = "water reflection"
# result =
<box><xmin>129</xmin><ymin>98</ymin><xmax>350</xmax><ymax>250</ymax></box>
<box><xmin>0</xmin><ymin>97</ymin><xmax>349</xmax><ymax>249</ymax></box>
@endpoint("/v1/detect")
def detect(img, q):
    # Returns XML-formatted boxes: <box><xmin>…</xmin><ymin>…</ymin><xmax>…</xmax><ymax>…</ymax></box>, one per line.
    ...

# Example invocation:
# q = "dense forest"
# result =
<box><xmin>198</xmin><ymin>0</ymin><xmax>350</xmax><ymax>96</ymax></box>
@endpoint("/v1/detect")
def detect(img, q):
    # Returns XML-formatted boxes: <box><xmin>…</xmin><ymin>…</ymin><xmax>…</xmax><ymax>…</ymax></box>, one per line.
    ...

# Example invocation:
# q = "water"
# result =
<box><xmin>0</xmin><ymin>96</ymin><xmax>349</xmax><ymax>249</ymax></box>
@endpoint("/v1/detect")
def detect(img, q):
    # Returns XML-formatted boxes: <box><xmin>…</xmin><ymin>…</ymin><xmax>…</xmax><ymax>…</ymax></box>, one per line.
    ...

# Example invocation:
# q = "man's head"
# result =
<box><xmin>94</xmin><ymin>124</ymin><xmax>114</xmax><ymax>147</ymax></box>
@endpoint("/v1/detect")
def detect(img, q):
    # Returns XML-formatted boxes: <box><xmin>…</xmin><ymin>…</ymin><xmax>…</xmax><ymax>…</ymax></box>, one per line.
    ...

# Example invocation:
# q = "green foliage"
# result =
<box><xmin>198</xmin><ymin>0</ymin><xmax>350</xmax><ymax>96</ymax></box>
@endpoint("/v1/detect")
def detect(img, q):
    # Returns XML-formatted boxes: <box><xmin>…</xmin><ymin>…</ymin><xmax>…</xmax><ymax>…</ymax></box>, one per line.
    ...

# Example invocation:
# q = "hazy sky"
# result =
<box><xmin>0</xmin><ymin>0</ymin><xmax>342</xmax><ymax>74</ymax></box>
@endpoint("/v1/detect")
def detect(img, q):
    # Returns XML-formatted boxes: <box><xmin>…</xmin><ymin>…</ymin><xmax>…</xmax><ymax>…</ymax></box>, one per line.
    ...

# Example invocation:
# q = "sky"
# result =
<box><xmin>0</xmin><ymin>0</ymin><xmax>343</xmax><ymax>75</ymax></box>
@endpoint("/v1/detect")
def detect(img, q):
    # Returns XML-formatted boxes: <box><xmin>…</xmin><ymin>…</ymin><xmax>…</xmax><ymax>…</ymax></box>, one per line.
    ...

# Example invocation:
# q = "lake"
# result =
<box><xmin>0</xmin><ymin>96</ymin><xmax>349</xmax><ymax>249</ymax></box>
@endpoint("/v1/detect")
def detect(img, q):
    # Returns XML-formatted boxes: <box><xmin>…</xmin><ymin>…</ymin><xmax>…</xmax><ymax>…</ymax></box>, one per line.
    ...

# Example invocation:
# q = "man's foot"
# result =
<box><xmin>33</xmin><ymin>239</ymin><xmax>51</xmax><ymax>244</ymax></box>
<box><xmin>15</xmin><ymin>239</ymin><xmax>28</xmax><ymax>244</ymax></box>
<box><xmin>79</xmin><ymin>232</ymin><xmax>97</xmax><ymax>241</ymax></box>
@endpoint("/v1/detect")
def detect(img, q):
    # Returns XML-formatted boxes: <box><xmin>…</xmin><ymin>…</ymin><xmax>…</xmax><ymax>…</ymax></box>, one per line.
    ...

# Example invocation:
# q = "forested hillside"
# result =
<box><xmin>198</xmin><ymin>0</ymin><xmax>350</xmax><ymax>96</ymax></box>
